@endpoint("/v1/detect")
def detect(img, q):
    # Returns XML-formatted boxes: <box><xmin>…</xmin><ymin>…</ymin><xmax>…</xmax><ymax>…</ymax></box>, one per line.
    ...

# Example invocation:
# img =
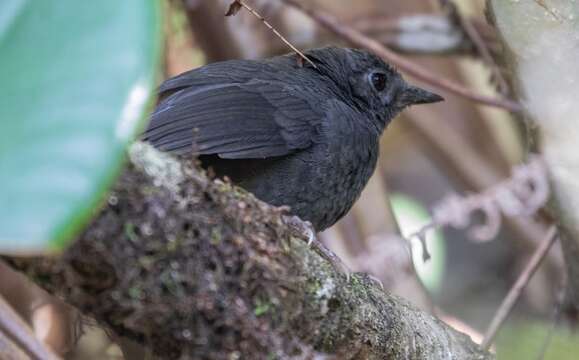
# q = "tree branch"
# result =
<box><xmin>0</xmin><ymin>294</ymin><xmax>60</xmax><ymax>360</ymax></box>
<box><xmin>6</xmin><ymin>143</ymin><xmax>491</xmax><ymax>359</ymax></box>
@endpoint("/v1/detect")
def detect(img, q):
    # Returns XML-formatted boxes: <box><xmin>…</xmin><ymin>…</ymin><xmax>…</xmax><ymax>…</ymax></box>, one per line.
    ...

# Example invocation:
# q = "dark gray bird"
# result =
<box><xmin>144</xmin><ymin>47</ymin><xmax>442</xmax><ymax>232</ymax></box>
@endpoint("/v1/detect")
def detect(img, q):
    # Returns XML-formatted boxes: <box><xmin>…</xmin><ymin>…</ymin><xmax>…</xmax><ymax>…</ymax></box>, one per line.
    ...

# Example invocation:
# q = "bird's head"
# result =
<box><xmin>304</xmin><ymin>47</ymin><xmax>443</xmax><ymax>130</ymax></box>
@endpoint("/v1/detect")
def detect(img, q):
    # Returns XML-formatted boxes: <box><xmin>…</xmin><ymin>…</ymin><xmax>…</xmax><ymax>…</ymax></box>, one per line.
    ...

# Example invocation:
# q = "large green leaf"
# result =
<box><xmin>0</xmin><ymin>1</ymin><xmax>161</xmax><ymax>253</ymax></box>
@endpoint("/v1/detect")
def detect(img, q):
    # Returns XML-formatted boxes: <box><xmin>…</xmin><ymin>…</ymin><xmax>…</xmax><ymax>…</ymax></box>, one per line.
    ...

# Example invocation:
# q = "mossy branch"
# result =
<box><xmin>7</xmin><ymin>142</ymin><xmax>491</xmax><ymax>359</ymax></box>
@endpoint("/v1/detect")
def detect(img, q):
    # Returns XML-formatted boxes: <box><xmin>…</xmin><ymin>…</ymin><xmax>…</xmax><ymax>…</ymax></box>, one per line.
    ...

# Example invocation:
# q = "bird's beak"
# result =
<box><xmin>397</xmin><ymin>85</ymin><xmax>444</xmax><ymax>108</ymax></box>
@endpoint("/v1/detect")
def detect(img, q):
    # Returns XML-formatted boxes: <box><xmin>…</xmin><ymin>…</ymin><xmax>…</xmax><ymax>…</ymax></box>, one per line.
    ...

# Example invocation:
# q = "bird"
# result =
<box><xmin>143</xmin><ymin>47</ymin><xmax>442</xmax><ymax>245</ymax></box>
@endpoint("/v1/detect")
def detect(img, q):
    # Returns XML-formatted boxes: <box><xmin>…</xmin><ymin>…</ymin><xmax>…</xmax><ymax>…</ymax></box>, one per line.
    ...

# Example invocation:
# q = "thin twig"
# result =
<box><xmin>534</xmin><ymin>0</ymin><xmax>562</xmax><ymax>21</ymax></box>
<box><xmin>226</xmin><ymin>0</ymin><xmax>317</xmax><ymax>68</ymax></box>
<box><xmin>0</xmin><ymin>294</ymin><xmax>61</xmax><ymax>360</ymax></box>
<box><xmin>439</xmin><ymin>0</ymin><xmax>510</xmax><ymax>94</ymax></box>
<box><xmin>535</xmin><ymin>286</ymin><xmax>565</xmax><ymax>360</ymax></box>
<box><xmin>281</xmin><ymin>0</ymin><xmax>523</xmax><ymax>112</ymax></box>
<box><xmin>481</xmin><ymin>225</ymin><xmax>559</xmax><ymax>350</ymax></box>
<box><xmin>407</xmin><ymin>222</ymin><xmax>436</xmax><ymax>262</ymax></box>
<box><xmin>460</xmin><ymin>18</ymin><xmax>509</xmax><ymax>93</ymax></box>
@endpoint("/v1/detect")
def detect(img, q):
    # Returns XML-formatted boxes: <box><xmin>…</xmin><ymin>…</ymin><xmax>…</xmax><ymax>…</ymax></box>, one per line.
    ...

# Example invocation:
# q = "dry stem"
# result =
<box><xmin>481</xmin><ymin>225</ymin><xmax>559</xmax><ymax>349</ymax></box>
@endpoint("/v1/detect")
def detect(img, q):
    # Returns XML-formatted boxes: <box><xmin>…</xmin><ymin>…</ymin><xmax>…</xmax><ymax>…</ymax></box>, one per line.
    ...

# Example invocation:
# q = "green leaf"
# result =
<box><xmin>0</xmin><ymin>1</ymin><xmax>161</xmax><ymax>253</ymax></box>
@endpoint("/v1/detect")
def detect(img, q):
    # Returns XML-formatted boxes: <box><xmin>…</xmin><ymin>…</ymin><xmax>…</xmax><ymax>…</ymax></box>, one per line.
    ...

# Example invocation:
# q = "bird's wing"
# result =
<box><xmin>143</xmin><ymin>61</ymin><xmax>323</xmax><ymax>159</ymax></box>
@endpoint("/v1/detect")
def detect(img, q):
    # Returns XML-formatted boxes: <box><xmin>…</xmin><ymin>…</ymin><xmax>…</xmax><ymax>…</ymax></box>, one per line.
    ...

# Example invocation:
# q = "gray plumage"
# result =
<box><xmin>143</xmin><ymin>47</ymin><xmax>442</xmax><ymax>231</ymax></box>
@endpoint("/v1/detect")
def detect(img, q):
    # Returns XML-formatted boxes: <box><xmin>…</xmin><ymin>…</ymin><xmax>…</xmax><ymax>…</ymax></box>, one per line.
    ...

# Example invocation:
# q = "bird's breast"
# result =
<box><xmin>230</xmin><ymin>137</ymin><xmax>380</xmax><ymax>232</ymax></box>
<box><xmin>290</xmin><ymin>139</ymin><xmax>380</xmax><ymax>230</ymax></box>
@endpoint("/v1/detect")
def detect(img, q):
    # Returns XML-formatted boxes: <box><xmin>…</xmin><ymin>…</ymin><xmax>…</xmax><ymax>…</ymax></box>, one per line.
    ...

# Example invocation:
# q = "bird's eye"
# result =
<box><xmin>369</xmin><ymin>72</ymin><xmax>387</xmax><ymax>92</ymax></box>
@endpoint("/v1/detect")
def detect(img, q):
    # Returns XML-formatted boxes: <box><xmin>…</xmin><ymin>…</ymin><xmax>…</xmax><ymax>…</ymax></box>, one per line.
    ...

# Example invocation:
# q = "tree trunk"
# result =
<box><xmin>488</xmin><ymin>0</ymin><xmax>579</xmax><ymax>316</ymax></box>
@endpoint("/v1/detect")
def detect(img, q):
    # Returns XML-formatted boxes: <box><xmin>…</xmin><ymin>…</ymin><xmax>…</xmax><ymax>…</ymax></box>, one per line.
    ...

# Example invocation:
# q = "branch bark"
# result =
<box><xmin>6</xmin><ymin>143</ymin><xmax>491</xmax><ymax>359</ymax></box>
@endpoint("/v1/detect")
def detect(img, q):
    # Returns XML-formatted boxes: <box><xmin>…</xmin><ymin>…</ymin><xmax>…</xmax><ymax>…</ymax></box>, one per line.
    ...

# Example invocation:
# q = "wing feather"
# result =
<box><xmin>143</xmin><ymin>62</ymin><xmax>322</xmax><ymax>158</ymax></box>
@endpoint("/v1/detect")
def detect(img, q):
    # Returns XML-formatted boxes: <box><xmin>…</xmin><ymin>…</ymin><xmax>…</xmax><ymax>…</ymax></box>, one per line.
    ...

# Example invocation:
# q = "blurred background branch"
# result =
<box><xmin>181</xmin><ymin>0</ymin><xmax>243</xmax><ymax>61</ymax></box>
<box><xmin>0</xmin><ymin>292</ymin><xmax>61</xmax><ymax>360</ymax></box>
<box><xmin>281</xmin><ymin>0</ymin><xmax>523</xmax><ymax>111</ymax></box>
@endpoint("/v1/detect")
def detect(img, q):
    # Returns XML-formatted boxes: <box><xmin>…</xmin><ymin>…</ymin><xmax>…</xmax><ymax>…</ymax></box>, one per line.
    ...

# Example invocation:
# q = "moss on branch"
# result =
<box><xmin>8</xmin><ymin>143</ymin><xmax>491</xmax><ymax>359</ymax></box>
